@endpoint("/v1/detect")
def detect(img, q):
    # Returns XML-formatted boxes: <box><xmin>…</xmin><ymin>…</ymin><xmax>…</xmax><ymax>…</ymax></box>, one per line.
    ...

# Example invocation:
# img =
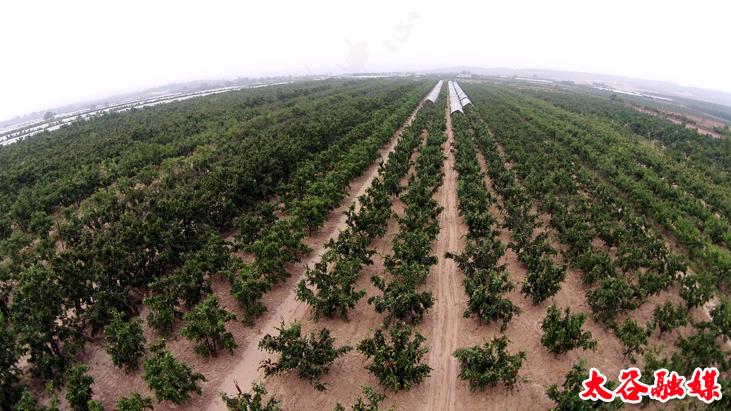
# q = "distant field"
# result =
<box><xmin>1</xmin><ymin>78</ymin><xmax>728</xmax><ymax>410</ymax></box>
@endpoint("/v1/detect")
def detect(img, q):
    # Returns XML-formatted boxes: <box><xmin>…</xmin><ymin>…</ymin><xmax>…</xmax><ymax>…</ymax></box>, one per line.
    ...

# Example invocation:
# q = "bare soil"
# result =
<box><xmin>57</xmin><ymin>97</ymin><xmax>430</xmax><ymax>411</ymax></box>
<box><xmin>621</xmin><ymin>102</ymin><xmax>724</xmax><ymax>138</ymax></box>
<box><xmin>64</xmin><ymin>90</ymin><xmax>723</xmax><ymax>411</ymax></box>
<box><xmin>203</xmin><ymin>97</ymin><xmax>433</xmax><ymax>411</ymax></box>
<box><xmin>463</xmin><ymin>109</ymin><xmax>715</xmax><ymax>411</ymax></box>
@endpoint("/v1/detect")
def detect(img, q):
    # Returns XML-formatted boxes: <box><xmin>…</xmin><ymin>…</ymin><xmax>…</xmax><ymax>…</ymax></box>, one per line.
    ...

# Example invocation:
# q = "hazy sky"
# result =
<box><xmin>1</xmin><ymin>0</ymin><xmax>729</xmax><ymax>121</ymax></box>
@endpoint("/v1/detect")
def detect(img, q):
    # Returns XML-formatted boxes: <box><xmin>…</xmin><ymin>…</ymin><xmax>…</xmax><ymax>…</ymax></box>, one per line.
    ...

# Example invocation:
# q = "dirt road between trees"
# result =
<box><xmin>419</xmin><ymin>94</ymin><xmax>466</xmax><ymax>411</ymax></box>
<box><xmin>205</xmin><ymin>95</ymin><xmax>431</xmax><ymax>411</ymax></box>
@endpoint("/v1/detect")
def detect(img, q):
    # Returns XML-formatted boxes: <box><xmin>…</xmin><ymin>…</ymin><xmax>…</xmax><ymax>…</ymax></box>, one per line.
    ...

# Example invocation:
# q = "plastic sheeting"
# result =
<box><xmin>452</xmin><ymin>81</ymin><xmax>472</xmax><ymax>107</ymax></box>
<box><xmin>448</xmin><ymin>81</ymin><xmax>463</xmax><ymax>113</ymax></box>
<box><xmin>426</xmin><ymin>80</ymin><xmax>444</xmax><ymax>103</ymax></box>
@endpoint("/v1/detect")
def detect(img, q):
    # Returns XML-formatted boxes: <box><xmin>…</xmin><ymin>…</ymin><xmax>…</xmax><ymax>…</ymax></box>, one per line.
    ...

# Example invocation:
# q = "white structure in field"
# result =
<box><xmin>448</xmin><ymin>81</ymin><xmax>472</xmax><ymax>114</ymax></box>
<box><xmin>447</xmin><ymin>81</ymin><xmax>461</xmax><ymax>113</ymax></box>
<box><xmin>426</xmin><ymin>80</ymin><xmax>444</xmax><ymax>103</ymax></box>
<box><xmin>453</xmin><ymin>82</ymin><xmax>472</xmax><ymax>107</ymax></box>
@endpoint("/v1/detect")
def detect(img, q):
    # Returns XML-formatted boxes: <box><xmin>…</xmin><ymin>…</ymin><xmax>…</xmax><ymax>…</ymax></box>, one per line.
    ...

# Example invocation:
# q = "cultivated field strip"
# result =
<box><xmin>6</xmin><ymin>79</ymin><xmax>730</xmax><ymax>410</ymax></box>
<box><xmin>1</xmin><ymin>79</ymin><xmax>433</xmax><ymax>410</ymax></box>
<box><xmin>207</xmin><ymin>84</ymin><xmax>442</xmax><ymax>411</ymax></box>
<box><xmin>457</xmin><ymin>83</ymin><xmax>730</xmax><ymax>409</ymax></box>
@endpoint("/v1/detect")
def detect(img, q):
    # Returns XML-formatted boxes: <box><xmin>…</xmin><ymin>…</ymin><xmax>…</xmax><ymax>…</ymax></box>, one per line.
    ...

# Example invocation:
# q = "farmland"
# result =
<box><xmin>1</xmin><ymin>77</ymin><xmax>730</xmax><ymax>410</ymax></box>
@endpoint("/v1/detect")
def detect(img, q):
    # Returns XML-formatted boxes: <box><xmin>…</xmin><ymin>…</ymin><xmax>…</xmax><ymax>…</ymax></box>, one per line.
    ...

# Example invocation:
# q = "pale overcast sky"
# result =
<box><xmin>1</xmin><ymin>0</ymin><xmax>729</xmax><ymax>121</ymax></box>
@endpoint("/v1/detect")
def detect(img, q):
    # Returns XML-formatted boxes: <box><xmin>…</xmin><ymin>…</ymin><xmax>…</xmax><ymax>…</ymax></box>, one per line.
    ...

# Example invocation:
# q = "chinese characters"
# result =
<box><xmin>580</xmin><ymin>367</ymin><xmax>722</xmax><ymax>404</ymax></box>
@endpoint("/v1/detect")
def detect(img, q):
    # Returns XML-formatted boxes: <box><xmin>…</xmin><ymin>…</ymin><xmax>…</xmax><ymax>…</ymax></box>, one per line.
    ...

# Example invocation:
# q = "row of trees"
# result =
<box><xmin>464</xmin><ymin>83</ymin><xmax>731</xmax><ymax>406</ymax></box>
<box><xmin>369</xmin><ymin>99</ymin><xmax>446</xmax><ymax>325</ymax></box>
<box><xmin>353</xmin><ymin>86</ymin><xmax>448</xmax><ymax>393</ymax></box>
<box><xmin>463</xmin><ymin>104</ymin><xmax>600</xmax><ymax>360</ymax></box>
<box><xmin>0</xmin><ymin>79</ymin><xmax>433</xmax><ymax>408</ymax></box>
<box><xmin>232</xmin><ymin>82</ymin><xmax>429</xmax><ymax>324</ymax></box>
<box><xmin>16</xmin><ymin>338</ymin><xmax>206</xmax><ymax>410</ymax></box>
<box><xmin>296</xmin><ymin>89</ymin><xmax>435</xmax><ymax>322</ymax></box>
<box><xmin>464</xmin><ymin>107</ymin><xmax>567</xmax><ymax>306</ymax></box>
<box><xmin>243</xmin><ymin>87</ymin><xmax>451</xmax><ymax>403</ymax></box>
<box><xmin>447</xmin><ymin>111</ymin><xmax>520</xmax><ymax>331</ymax></box>
<box><xmin>446</xmin><ymin>110</ymin><xmax>527</xmax><ymax>392</ymax></box>
<box><xmin>468</xmin><ymin>86</ymin><xmax>687</xmax><ymax>325</ymax></box>
<box><xmin>503</xmin><ymin>86</ymin><xmax>731</xmax><ymax>293</ymax></box>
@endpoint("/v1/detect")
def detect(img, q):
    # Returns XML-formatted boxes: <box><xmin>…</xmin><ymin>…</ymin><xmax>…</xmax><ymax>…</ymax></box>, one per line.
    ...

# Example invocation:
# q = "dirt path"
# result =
<box><xmin>421</xmin><ymin>93</ymin><xmax>466</xmax><ymax>410</ymax></box>
<box><xmin>620</xmin><ymin>102</ymin><xmax>724</xmax><ymax>138</ymax></box>
<box><xmin>206</xmin><ymin>96</ymin><xmax>430</xmax><ymax>411</ymax></box>
<box><xmin>461</xmin><ymin>109</ymin><xmax>707</xmax><ymax>410</ymax></box>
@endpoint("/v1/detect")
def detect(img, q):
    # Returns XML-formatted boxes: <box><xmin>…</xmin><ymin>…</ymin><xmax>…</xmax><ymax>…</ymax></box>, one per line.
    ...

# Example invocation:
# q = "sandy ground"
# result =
<box><xmin>406</xmin><ymin>95</ymin><xmax>467</xmax><ymax>410</ymax></box>
<box><xmin>204</xmin><ymin>91</ymin><xmax>714</xmax><ymax>411</ymax></box>
<box><xmin>461</xmin><ymin>109</ymin><xmax>717</xmax><ymax>410</ymax></box>
<box><xmin>42</xmin><ymin>89</ymin><xmax>724</xmax><ymax>410</ymax></box>
<box><xmin>48</xmin><ymin>95</ymin><xmax>431</xmax><ymax>411</ymax></box>
<box><xmin>203</xmin><ymin>96</ymin><xmax>433</xmax><ymax>411</ymax></box>
<box><xmin>621</xmin><ymin>102</ymin><xmax>724</xmax><ymax>138</ymax></box>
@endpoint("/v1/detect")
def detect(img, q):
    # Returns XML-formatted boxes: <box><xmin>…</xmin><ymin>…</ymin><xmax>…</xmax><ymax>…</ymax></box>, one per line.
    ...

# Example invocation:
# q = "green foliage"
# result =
<box><xmin>114</xmin><ymin>390</ymin><xmax>154</xmax><ymax>411</ymax></box>
<box><xmin>258</xmin><ymin>320</ymin><xmax>351</xmax><ymax>392</ymax></box>
<box><xmin>296</xmin><ymin>229</ymin><xmax>373</xmax><ymax>322</ymax></box>
<box><xmin>614</xmin><ymin>318</ymin><xmax>650</xmax><ymax>363</ymax></box>
<box><xmin>333</xmin><ymin>385</ymin><xmax>393</xmax><ymax>411</ymax></box>
<box><xmin>87</xmin><ymin>400</ymin><xmax>104</xmax><ymax>411</ymax></box>
<box><xmin>244</xmin><ymin>219</ymin><xmax>311</xmax><ymax>286</ymax></box>
<box><xmin>142</xmin><ymin>339</ymin><xmax>207</xmax><ymax>404</ymax></box>
<box><xmin>296</xmin><ymin>263</ymin><xmax>367</xmax><ymax>322</ymax></box>
<box><xmin>369</xmin><ymin>276</ymin><xmax>434</xmax><ymax>325</ymax></box>
<box><xmin>546</xmin><ymin>359</ymin><xmax>622</xmax><ymax>410</ymax></box>
<box><xmin>228</xmin><ymin>262</ymin><xmax>272</xmax><ymax>326</ymax></box>
<box><xmin>362</xmin><ymin>103</ymin><xmax>444</xmax><ymax>334</ymax></box>
<box><xmin>710</xmin><ymin>296</ymin><xmax>731</xmax><ymax>342</ymax></box>
<box><xmin>0</xmin><ymin>79</ymin><xmax>432</xmax><ymax>407</ymax></box>
<box><xmin>29</xmin><ymin>211</ymin><xmax>53</xmax><ymax>238</ymax></box>
<box><xmin>136</xmin><ymin>164</ymin><xmax>157</xmax><ymax>186</ymax></box>
<box><xmin>234</xmin><ymin>202</ymin><xmax>278</xmax><ymax>247</ymax></box>
<box><xmin>706</xmin><ymin>244</ymin><xmax>731</xmax><ymax>284</ymax></box>
<box><xmin>12</xmin><ymin>73</ymin><xmax>731</xmax><ymax>410</ymax></box>
<box><xmin>103</xmin><ymin>309</ymin><xmax>146</xmax><ymax>373</ymax></box>
<box><xmin>66</xmin><ymin>364</ymin><xmax>95</xmax><ymax>411</ymax></box>
<box><xmin>453</xmin><ymin>336</ymin><xmax>526</xmax><ymax>394</ymax></box>
<box><xmin>15</xmin><ymin>390</ymin><xmax>60</xmax><ymax>411</ymax></box>
<box><xmin>180</xmin><ymin>294</ymin><xmax>238</xmax><ymax>357</ymax></box>
<box><xmin>174</xmin><ymin>257</ymin><xmax>213</xmax><ymax>310</ymax></box>
<box><xmin>0</xmin><ymin>313</ymin><xmax>22</xmax><ymax>410</ymax></box>
<box><xmin>586</xmin><ymin>276</ymin><xmax>638</xmax><ymax>324</ymax></box>
<box><xmin>144</xmin><ymin>276</ymin><xmax>183</xmax><ymax>334</ymax></box>
<box><xmin>540</xmin><ymin>304</ymin><xmax>597</xmax><ymax>355</ymax></box>
<box><xmin>679</xmin><ymin>272</ymin><xmax>715</xmax><ymax>313</ymax></box>
<box><xmin>573</xmin><ymin>249</ymin><xmax>613</xmax><ymax>288</ymax></box>
<box><xmin>672</xmin><ymin>324</ymin><xmax>729</xmax><ymax>374</ymax></box>
<box><xmin>447</xmin><ymin>236</ymin><xmax>507</xmax><ymax>279</ymax></box>
<box><xmin>219</xmin><ymin>381</ymin><xmax>280</xmax><ymax>411</ymax></box>
<box><xmin>707</xmin><ymin>378</ymin><xmax>731</xmax><ymax>410</ymax></box>
<box><xmin>520</xmin><ymin>261</ymin><xmax>566</xmax><ymax>306</ymax></box>
<box><xmin>289</xmin><ymin>193</ymin><xmax>335</xmax><ymax>236</ymax></box>
<box><xmin>649</xmin><ymin>300</ymin><xmax>687</xmax><ymax>337</ymax></box>
<box><xmin>462</xmin><ymin>268</ymin><xmax>521</xmax><ymax>331</ymax></box>
<box><xmin>0</xmin><ymin>216</ymin><xmax>12</xmax><ymax>241</ymax></box>
<box><xmin>9</xmin><ymin>265</ymin><xmax>77</xmax><ymax>384</ymax></box>
<box><xmin>356</xmin><ymin>321</ymin><xmax>432</xmax><ymax>392</ymax></box>
<box><xmin>516</xmin><ymin>233</ymin><xmax>566</xmax><ymax>306</ymax></box>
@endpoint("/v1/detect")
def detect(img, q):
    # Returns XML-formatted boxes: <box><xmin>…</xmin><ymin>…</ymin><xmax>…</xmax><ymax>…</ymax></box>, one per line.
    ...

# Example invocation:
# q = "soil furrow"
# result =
<box><xmin>206</xmin><ymin>96</ymin><xmax>429</xmax><ymax>411</ymax></box>
<box><xmin>422</xmin><ymin>93</ymin><xmax>466</xmax><ymax>411</ymax></box>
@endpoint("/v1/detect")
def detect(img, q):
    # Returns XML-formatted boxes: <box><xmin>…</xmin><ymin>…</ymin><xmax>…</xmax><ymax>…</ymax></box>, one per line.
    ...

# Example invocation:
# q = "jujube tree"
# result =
<box><xmin>142</xmin><ymin>339</ymin><xmax>207</xmax><ymax>404</ymax></box>
<box><xmin>452</xmin><ymin>336</ymin><xmax>526</xmax><ymax>394</ymax></box>
<box><xmin>356</xmin><ymin>321</ymin><xmax>432</xmax><ymax>392</ymax></box>
<box><xmin>258</xmin><ymin>320</ymin><xmax>351</xmax><ymax>391</ymax></box>
<box><xmin>180</xmin><ymin>294</ymin><xmax>238</xmax><ymax>357</ymax></box>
